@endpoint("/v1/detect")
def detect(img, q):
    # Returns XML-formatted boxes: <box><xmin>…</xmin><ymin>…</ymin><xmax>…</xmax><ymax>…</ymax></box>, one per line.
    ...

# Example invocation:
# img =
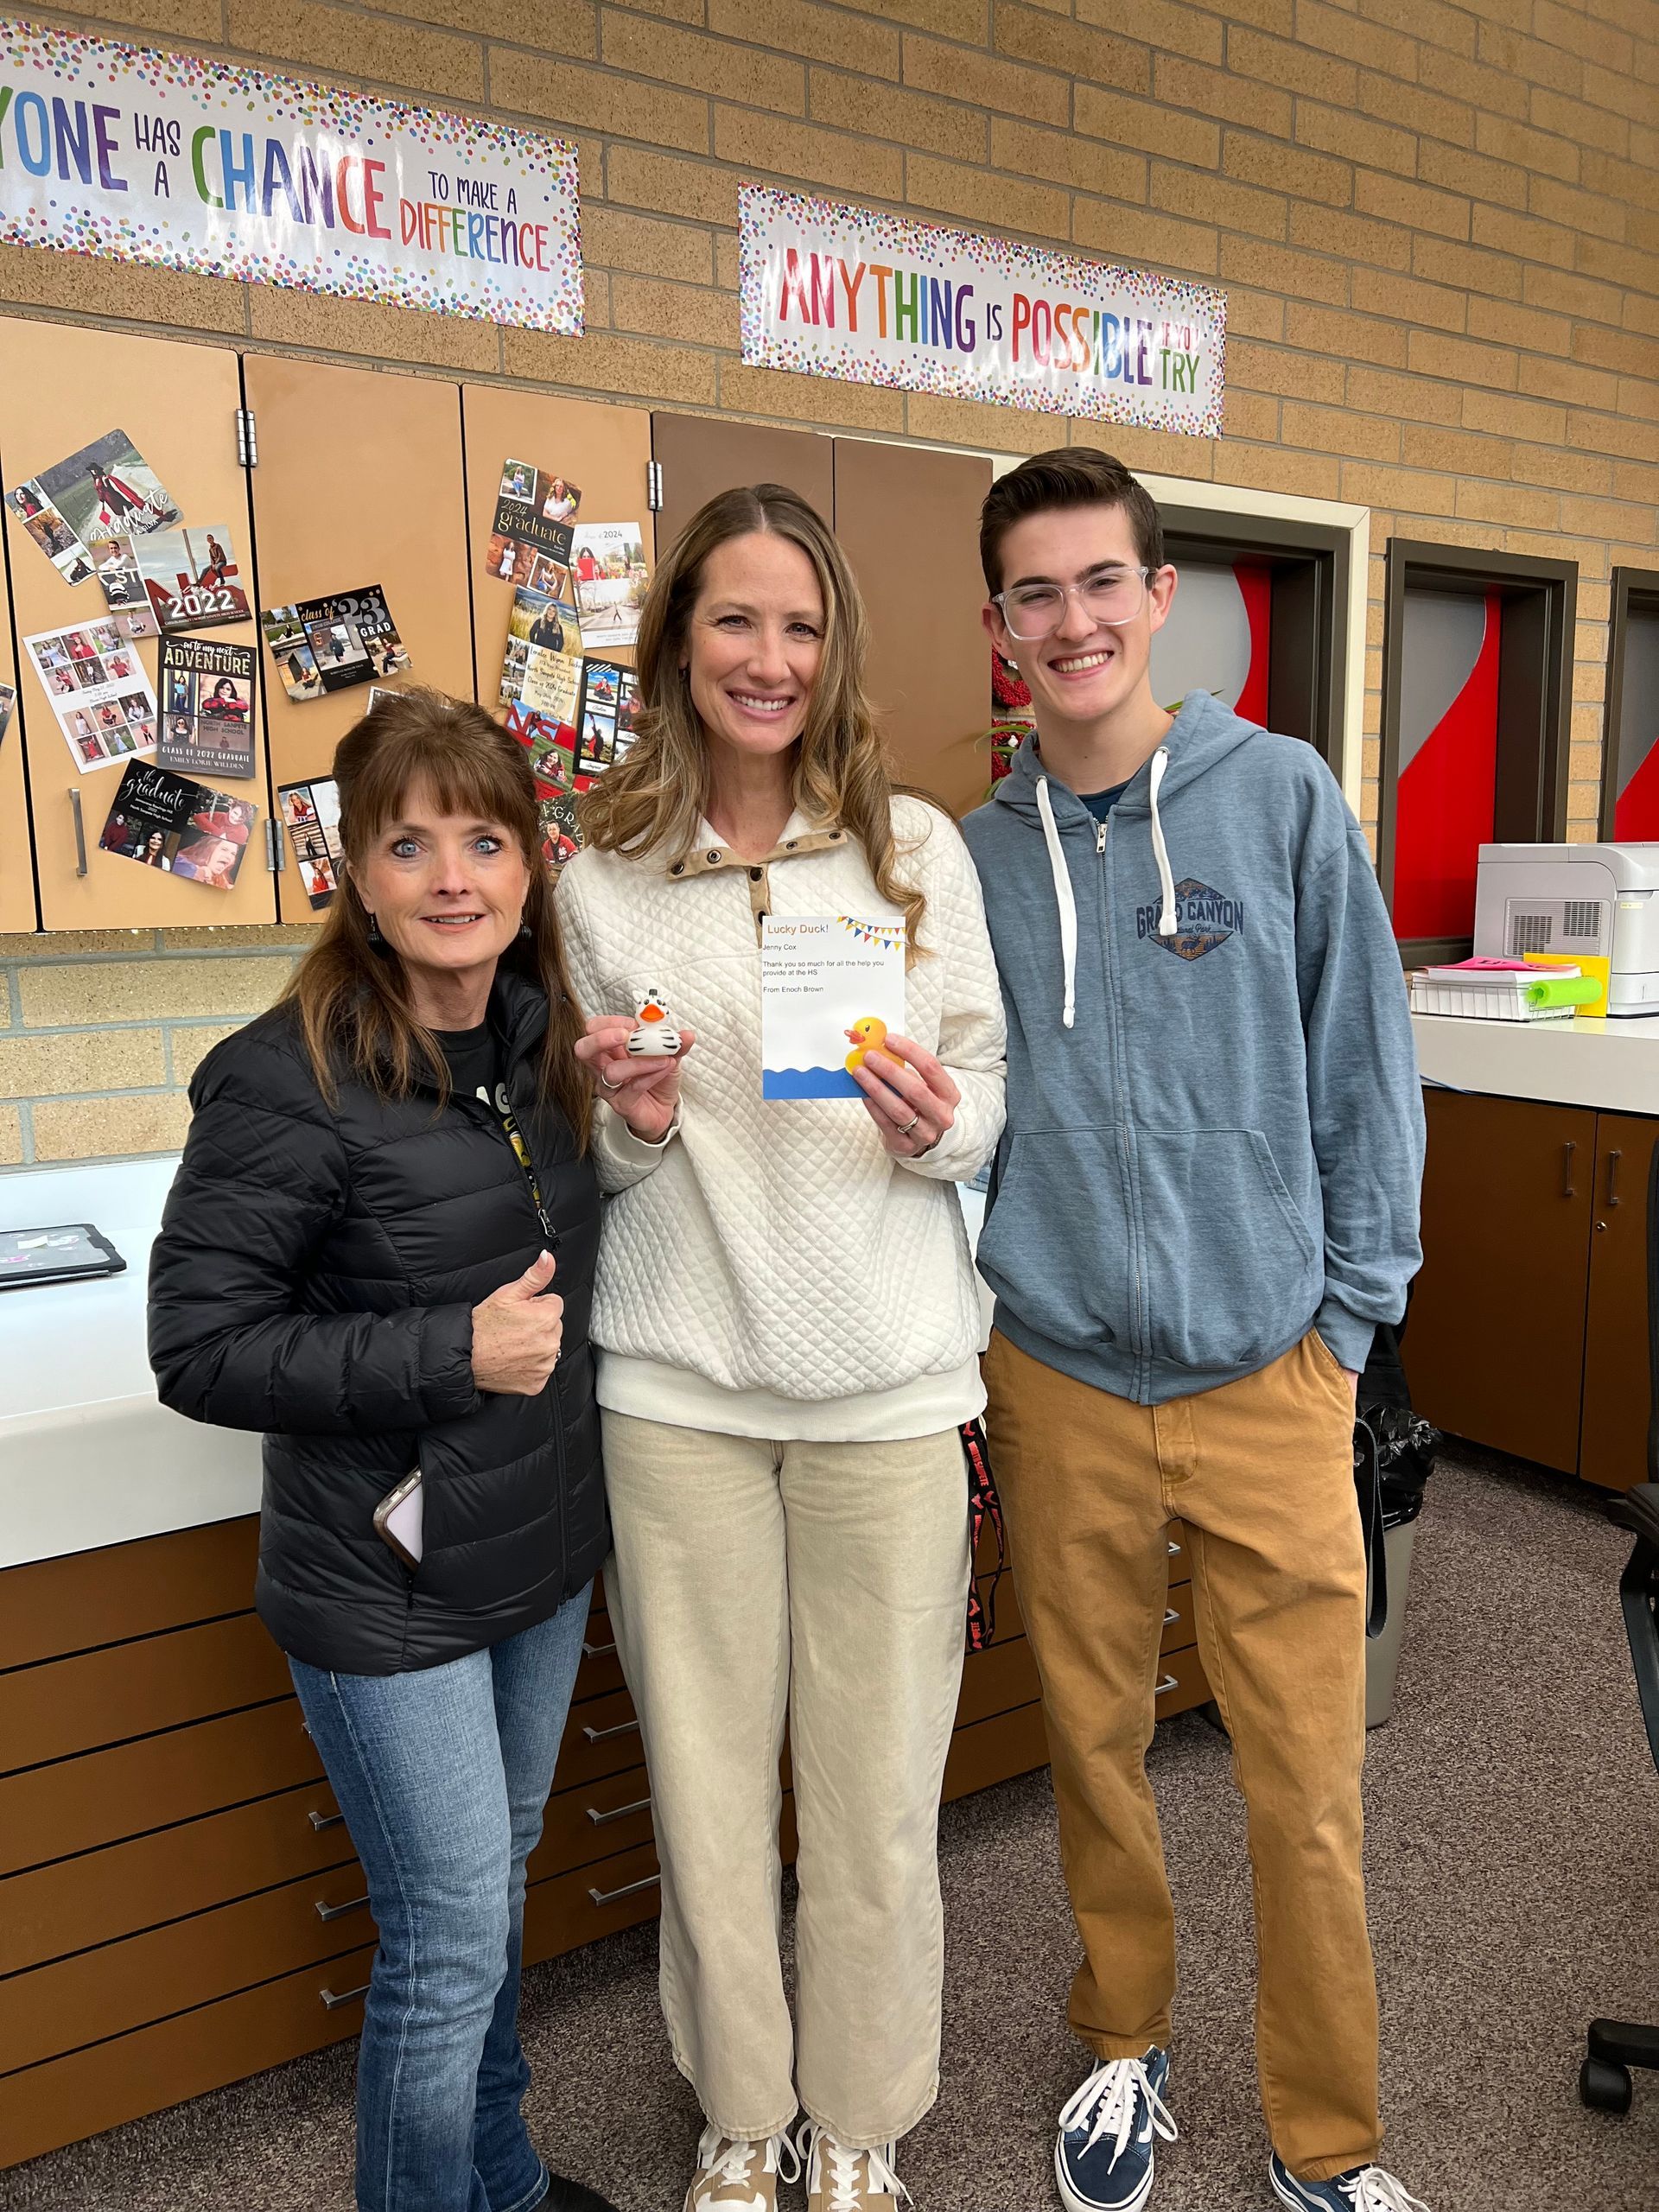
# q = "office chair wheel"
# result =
<box><xmin>1580</xmin><ymin>2056</ymin><xmax>1634</xmax><ymax>2113</ymax></box>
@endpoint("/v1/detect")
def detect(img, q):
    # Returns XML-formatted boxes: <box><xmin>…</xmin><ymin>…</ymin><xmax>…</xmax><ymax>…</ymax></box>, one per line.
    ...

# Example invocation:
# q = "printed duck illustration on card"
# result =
<box><xmin>760</xmin><ymin>914</ymin><xmax>906</xmax><ymax>1100</ymax></box>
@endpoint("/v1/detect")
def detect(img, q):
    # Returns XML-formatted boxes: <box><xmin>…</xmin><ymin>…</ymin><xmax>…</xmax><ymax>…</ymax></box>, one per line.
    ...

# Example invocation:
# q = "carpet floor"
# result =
<box><xmin>7</xmin><ymin>1441</ymin><xmax>1658</xmax><ymax>2211</ymax></box>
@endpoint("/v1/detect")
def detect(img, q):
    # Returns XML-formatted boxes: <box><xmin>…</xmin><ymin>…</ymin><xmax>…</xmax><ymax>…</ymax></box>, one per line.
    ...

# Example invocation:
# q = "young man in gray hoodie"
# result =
<box><xmin>961</xmin><ymin>450</ymin><xmax>1427</xmax><ymax>2212</ymax></box>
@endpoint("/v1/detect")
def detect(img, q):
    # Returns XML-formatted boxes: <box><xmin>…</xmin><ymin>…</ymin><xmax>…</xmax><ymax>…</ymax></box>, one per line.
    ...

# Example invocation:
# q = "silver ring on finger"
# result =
<box><xmin>898</xmin><ymin>1113</ymin><xmax>920</xmax><ymax>1135</ymax></box>
<box><xmin>599</xmin><ymin>1071</ymin><xmax>622</xmax><ymax>1093</ymax></box>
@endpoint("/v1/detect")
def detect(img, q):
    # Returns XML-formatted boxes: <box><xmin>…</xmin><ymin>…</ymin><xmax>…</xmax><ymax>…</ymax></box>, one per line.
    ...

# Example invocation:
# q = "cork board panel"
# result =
<box><xmin>0</xmin><ymin>498</ymin><xmax>34</xmax><ymax>933</ymax></box>
<box><xmin>0</xmin><ymin>319</ymin><xmax>273</xmax><ymax>931</ymax></box>
<box><xmin>461</xmin><ymin>386</ymin><xmax>654</xmax><ymax>708</ymax></box>
<box><xmin>241</xmin><ymin>357</ymin><xmax>472</xmax><ymax>923</ymax></box>
<box><xmin>832</xmin><ymin>437</ymin><xmax>992</xmax><ymax>818</ymax></box>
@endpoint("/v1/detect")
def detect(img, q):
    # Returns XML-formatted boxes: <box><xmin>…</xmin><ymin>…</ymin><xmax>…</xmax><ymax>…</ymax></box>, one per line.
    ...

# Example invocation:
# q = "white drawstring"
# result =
<box><xmin>1147</xmin><ymin>746</ymin><xmax>1177</xmax><ymax>938</ymax></box>
<box><xmin>1058</xmin><ymin>2056</ymin><xmax>1178</xmax><ymax>2167</ymax></box>
<box><xmin>1034</xmin><ymin>774</ymin><xmax>1077</xmax><ymax>1031</ymax></box>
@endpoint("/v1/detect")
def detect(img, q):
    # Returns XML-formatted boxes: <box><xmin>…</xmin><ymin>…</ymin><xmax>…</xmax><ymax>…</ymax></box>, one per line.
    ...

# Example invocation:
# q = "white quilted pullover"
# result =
<box><xmin>556</xmin><ymin>798</ymin><xmax>1007</xmax><ymax>1441</ymax></box>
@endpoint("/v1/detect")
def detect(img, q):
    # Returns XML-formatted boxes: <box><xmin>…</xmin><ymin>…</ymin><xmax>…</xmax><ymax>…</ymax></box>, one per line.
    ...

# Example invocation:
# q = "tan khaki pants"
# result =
<box><xmin>982</xmin><ymin>1328</ymin><xmax>1379</xmax><ymax>2184</ymax></box>
<box><xmin>601</xmin><ymin>1413</ymin><xmax>971</xmax><ymax>2148</ymax></box>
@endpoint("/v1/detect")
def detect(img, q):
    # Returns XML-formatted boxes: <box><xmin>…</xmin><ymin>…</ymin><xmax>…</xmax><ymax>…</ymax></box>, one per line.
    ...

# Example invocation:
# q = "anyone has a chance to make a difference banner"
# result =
<box><xmin>741</xmin><ymin>185</ymin><xmax>1225</xmax><ymax>436</ymax></box>
<box><xmin>0</xmin><ymin>20</ymin><xmax>582</xmax><ymax>331</ymax></box>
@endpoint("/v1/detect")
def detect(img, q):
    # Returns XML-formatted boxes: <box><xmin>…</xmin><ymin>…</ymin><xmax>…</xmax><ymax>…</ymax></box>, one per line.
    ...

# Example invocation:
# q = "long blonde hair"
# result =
<box><xmin>577</xmin><ymin>484</ymin><xmax>928</xmax><ymax>953</ymax></box>
<box><xmin>281</xmin><ymin>688</ymin><xmax>591</xmax><ymax>1145</ymax></box>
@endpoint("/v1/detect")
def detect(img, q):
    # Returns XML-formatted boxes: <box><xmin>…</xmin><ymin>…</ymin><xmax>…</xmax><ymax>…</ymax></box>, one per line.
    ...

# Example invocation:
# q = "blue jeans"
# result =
<box><xmin>290</xmin><ymin>1589</ymin><xmax>592</xmax><ymax>2212</ymax></box>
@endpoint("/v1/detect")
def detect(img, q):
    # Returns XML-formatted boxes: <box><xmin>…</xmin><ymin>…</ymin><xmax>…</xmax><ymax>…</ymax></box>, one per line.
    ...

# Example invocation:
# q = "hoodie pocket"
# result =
<box><xmin>975</xmin><ymin>1128</ymin><xmax>1132</xmax><ymax>1354</ymax></box>
<box><xmin>1135</xmin><ymin>1128</ymin><xmax>1322</xmax><ymax>1372</ymax></box>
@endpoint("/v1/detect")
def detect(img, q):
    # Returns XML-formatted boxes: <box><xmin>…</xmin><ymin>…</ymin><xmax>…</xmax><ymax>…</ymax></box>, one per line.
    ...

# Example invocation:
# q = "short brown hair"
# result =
<box><xmin>979</xmin><ymin>448</ymin><xmax>1165</xmax><ymax>595</ymax></box>
<box><xmin>281</xmin><ymin>687</ymin><xmax>589</xmax><ymax>1143</ymax></box>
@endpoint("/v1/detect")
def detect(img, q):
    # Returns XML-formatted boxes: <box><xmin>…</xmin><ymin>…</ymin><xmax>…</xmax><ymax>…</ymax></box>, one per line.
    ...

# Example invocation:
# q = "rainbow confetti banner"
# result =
<box><xmin>740</xmin><ymin>184</ymin><xmax>1224</xmax><ymax>435</ymax></box>
<box><xmin>0</xmin><ymin>21</ymin><xmax>582</xmax><ymax>331</ymax></box>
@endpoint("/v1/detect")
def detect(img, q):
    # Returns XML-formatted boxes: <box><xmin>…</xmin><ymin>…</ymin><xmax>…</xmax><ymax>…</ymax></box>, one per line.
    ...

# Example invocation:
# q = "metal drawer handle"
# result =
<box><xmin>582</xmin><ymin>1639</ymin><xmax>618</xmax><ymax>1659</ymax></box>
<box><xmin>1154</xmin><ymin>1674</ymin><xmax>1179</xmax><ymax>1696</ymax></box>
<box><xmin>1607</xmin><ymin>1147</ymin><xmax>1623</xmax><ymax>1209</ymax></box>
<box><xmin>588</xmin><ymin>1871</ymin><xmax>661</xmax><ymax>1906</ymax></box>
<box><xmin>1164</xmin><ymin>1609</ymin><xmax>1179</xmax><ymax>1626</ymax></box>
<box><xmin>1562</xmin><ymin>1140</ymin><xmax>1577</xmax><ymax>1198</ymax></box>
<box><xmin>315</xmin><ymin>1892</ymin><xmax>371</xmax><ymax>1923</ymax></box>
<box><xmin>1166</xmin><ymin>1540</ymin><xmax>1182</xmax><ymax>1557</ymax></box>
<box><xmin>321</xmin><ymin>1981</ymin><xmax>370</xmax><ymax>2010</ymax></box>
<box><xmin>587</xmin><ymin>1794</ymin><xmax>652</xmax><ymax>1827</ymax></box>
<box><xmin>582</xmin><ymin>1718</ymin><xmax>641</xmax><ymax>1743</ymax></box>
<box><xmin>69</xmin><ymin>787</ymin><xmax>88</xmax><ymax>876</ymax></box>
<box><xmin>308</xmin><ymin>1808</ymin><xmax>346</xmax><ymax>1833</ymax></box>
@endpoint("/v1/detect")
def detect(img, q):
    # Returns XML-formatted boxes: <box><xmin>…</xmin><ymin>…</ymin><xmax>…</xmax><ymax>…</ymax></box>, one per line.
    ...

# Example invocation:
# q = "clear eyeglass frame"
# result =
<box><xmin>993</xmin><ymin>566</ymin><xmax>1154</xmax><ymax>640</ymax></box>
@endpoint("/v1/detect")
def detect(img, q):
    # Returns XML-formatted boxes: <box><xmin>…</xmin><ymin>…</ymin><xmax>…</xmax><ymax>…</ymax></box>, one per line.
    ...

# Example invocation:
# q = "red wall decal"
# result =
<box><xmin>1394</xmin><ymin>592</ymin><xmax>1502</xmax><ymax>942</ymax></box>
<box><xmin>1233</xmin><ymin>562</ymin><xmax>1272</xmax><ymax>728</ymax></box>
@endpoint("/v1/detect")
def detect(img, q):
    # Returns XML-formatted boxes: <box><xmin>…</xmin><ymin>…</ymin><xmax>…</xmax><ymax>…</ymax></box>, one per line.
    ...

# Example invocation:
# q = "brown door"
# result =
<box><xmin>833</xmin><ymin>438</ymin><xmax>991</xmax><ymax>817</ymax></box>
<box><xmin>651</xmin><ymin>414</ymin><xmax>834</xmax><ymax>552</ymax></box>
<box><xmin>0</xmin><ymin>515</ymin><xmax>35</xmax><ymax>933</ymax></box>
<box><xmin>461</xmin><ymin>389</ymin><xmax>655</xmax><ymax>706</ymax></box>
<box><xmin>0</xmin><ymin>321</ymin><xmax>273</xmax><ymax>930</ymax></box>
<box><xmin>1402</xmin><ymin>1088</ymin><xmax>1595</xmax><ymax>1472</ymax></box>
<box><xmin>241</xmin><ymin>357</ymin><xmax>473</xmax><ymax>923</ymax></box>
<box><xmin>1580</xmin><ymin>1113</ymin><xmax>1659</xmax><ymax>1490</ymax></box>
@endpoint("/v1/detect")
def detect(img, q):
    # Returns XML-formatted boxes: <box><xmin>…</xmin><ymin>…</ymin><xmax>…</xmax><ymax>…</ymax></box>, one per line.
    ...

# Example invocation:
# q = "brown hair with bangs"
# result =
<box><xmin>280</xmin><ymin>688</ymin><xmax>590</xmax><ymax>1146</ymax></box>
<box><xmin>577</xmin><ymin>483</ymin><xmax>931</xmax><ymax>959</ymax></box>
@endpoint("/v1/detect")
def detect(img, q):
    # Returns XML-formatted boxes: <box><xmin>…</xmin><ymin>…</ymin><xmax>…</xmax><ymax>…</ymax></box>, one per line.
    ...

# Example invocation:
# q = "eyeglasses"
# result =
<box><xmin>992</xmin><ymin>567</ymin><xmax>1154</xmax><ymax>640</ymax></box>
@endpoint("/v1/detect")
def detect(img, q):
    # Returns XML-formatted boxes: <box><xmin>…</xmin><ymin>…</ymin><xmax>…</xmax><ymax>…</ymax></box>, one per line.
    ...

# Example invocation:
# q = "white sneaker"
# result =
<box><xmin>797</xmin><ymin>2120</ymin><xmax>910</xmax><ymax>2211</ymax></box>
<box><xmin>684</xmin><ymin>2122</ymin><xmax>801</xmax><ymax>2210</ymax></box>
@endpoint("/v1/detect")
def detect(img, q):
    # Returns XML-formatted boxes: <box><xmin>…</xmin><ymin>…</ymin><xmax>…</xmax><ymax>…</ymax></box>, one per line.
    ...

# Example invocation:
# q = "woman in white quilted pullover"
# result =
<box><xmin>556</xmin><ymin>483</ymin><xmax>1007</xmax><ymax>2212</ymax></box>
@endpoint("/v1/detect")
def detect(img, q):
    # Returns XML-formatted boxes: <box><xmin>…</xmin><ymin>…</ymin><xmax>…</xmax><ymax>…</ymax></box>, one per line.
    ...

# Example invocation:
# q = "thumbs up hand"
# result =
<box><xmin>470</xmin><ymin>1249</ymin><xmax>564</xmax><ymax>1395</ymax></box>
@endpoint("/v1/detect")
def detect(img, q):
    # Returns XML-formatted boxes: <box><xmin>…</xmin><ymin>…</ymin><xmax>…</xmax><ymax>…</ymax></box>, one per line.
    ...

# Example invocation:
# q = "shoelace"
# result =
<box><xmin>693</xmin><ymin>2126</ymin><xmax>802</xmax><ymax>2206</ymax></box>
<box><xmin>794</xmin><ymin>2120</ymin><xmax>909</xmax><ymax>2209</ymax></box>
<box><xmin>1338</xmin><ymin>2170</ymin><xmax>1431</xmax><ymax>2212</ymax></box>
<box><xmin>1058</xmin><ymin>2056</ymin><xmax>1179</xmax><ymax>2169</ymax></box>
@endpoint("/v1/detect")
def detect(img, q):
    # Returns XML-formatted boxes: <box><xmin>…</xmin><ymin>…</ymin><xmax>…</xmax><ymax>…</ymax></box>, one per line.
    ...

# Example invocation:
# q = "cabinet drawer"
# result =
<box><xmin>527</xmin><ymin>1763</ymin><xmax>653</xmax><ymax>1882</ymax></box>
<box><xmin>0</xmin><ymin>1519</ymin><xmax>259</xmax><ymax>1672</ymax></box>
<box><xmin>956</xmin><ymin>1636</ymin><xmax>1042</xmax><ymax>1726</ymax></box>
<box><xmin>0</xmin><ymin>1936</ymin><xmax>378</xmax><ymax>2171</ymax></box>
<box><xmin>1166</xmin><ymin>1525</ymin><xmax>1192</xmax><ymax>1586</ymax></box>
<box><xmin>0</xmin><ymin>1698</ymin><xmax>321</xmax><ymax>1875</ymax></box>
<box><xmin>943</xmin><ymin>1699</ymin><xmax>1050</xmax><ymax>1799</ymax></box>
<box><xmin>1154</xmin><ymin>1643</ymin><xmax>1211</xmax><ymax>1720</ymax></box>
<box><xmin>572</xmin><ymin>1626</ymin><xmax>626</xmax><ymax>1703</ymax></box>
<box><xmin>552</xmin><ymin>1687</ymin><xmax>643</xmax><ymax>1789</ymax></box>
<box><xmin>0</xmin><ymin>1857</ymin><xmax>378</xmax><ymax>2075</ymax></box>
<box><xmin>0</xmin><ymin>1777</ymin><xmax>350</xmax><ymax>1978</ymax></box>
<box><xmin>523</xmin><ymin>1840</ymin><xmax>663</xmax><ymax>1967</ymax></box>
<box><xmin>0</xmin><ymin>1611</ymin><xmax>290</xmax><ymax>1775</ymax></box>
<box><xmin>1160</xmin><ymin>1587</ymin><xmax>1198</xmax><ymax>1656</ymax></box>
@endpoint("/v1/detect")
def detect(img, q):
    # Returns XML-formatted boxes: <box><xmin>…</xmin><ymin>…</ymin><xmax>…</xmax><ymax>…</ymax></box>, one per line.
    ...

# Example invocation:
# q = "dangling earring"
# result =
<box><xmin>365</xmin><ymin>912</ymin><xmax>384</xmax><ymax>947</ymax></box>
<box><xmin>518</xmin><ymin>920</ymin><xmax>532</xmax><ymax>941</ymax></box>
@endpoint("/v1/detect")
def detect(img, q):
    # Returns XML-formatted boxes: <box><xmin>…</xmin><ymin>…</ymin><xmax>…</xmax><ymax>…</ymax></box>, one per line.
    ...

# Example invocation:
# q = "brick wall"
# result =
<box><xmin>0</xmin><ymin>0</ymin><xmax>1653</xmax><ymax>1167</ymax></box>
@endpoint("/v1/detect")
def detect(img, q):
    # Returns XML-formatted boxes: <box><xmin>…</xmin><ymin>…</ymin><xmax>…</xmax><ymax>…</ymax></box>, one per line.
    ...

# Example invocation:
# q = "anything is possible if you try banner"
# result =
<box><xmin>740</xmin><ymin>185</ymin><xmax>1224</xmax><ymax>437</ymax></box>
<box><xmin>0</xmin><ymin>21</ymin><xmax>582</xmax><ymax>331</ymax></box>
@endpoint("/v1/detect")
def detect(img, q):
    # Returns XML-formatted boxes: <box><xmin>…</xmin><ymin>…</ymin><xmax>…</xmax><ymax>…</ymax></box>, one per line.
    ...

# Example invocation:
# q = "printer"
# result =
<box><xmin>1473</xmin><ymin>842</ymin><xmax>1659</xmax><ymax>1016</ymax></box>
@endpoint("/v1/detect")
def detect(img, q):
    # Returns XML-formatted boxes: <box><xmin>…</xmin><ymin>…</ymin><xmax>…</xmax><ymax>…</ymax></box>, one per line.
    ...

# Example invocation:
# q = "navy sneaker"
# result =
<box><xmin>1268</xmin><ymin>2154</ymin><xmax>1430</xmax><ymax>2212</ymax></box>
<box><xmin>1055</xmin><ymin>2049</ymin><xmax>1177</xmax><ymax>2212</ymax></box>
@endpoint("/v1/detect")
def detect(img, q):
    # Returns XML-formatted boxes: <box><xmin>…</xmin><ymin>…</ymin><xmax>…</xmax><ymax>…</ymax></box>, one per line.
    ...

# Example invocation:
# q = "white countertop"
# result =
<box><xmin>0</xmin><ymin>1161</ymin><xmax>993</xmax><ymax>1573</ymax></box>
<box><xmin>1412</xmin><ymin>1010</ymin><xmax>1659</xmax><ymax>1116</ymax></box>
<box><xmin>0</xmin><ymin>1156</ymin><xmax>261</xmax><ymax>1571</ymax></box>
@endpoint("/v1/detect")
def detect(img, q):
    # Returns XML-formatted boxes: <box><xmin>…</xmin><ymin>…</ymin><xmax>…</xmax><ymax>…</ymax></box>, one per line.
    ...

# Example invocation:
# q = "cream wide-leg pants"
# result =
<box><xmin>600</xmin><ymin>1413</ymin><xmax>972</xmax><ymax>2148</ymax></box>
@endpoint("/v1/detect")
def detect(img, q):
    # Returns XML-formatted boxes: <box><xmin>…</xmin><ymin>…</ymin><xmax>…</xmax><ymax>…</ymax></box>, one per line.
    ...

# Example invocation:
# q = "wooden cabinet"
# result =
<box><xmin>1581</xmin><ymin>1113</ymin><xmax>1659</xmax><ymax>1490</ymax></box>
<box><xmin>652</xmin><ymin>411</ymin><xmax>834</xmax><ymax>550</ymax></box>
<box><xmin>240</xmin><ymin>357</ymin><xmax>474</xmax><ymax>923</ymax></box>
<box><xmin>1405</xmin><ymin>1088</ymin><xmax>1656</xmax><ymax>1488</ymax></box>
<box><xmin>0</xmin><ymin>537</ymin><xmax>34</xmax><ymax>933</ymax></box>
<box><xmin>461</xmin><ymin>387</ymin><xmax>655</xmax><ymax>705</ymax></box>
<box><xmin>0</xmin><ymin>321</ymin><xmax>275</xmax><ymax>928</ymax></box>
<box><xmin>832</xmin><ymin>437</ymin><xmax>991</xmax><ymax>817</ymax></box>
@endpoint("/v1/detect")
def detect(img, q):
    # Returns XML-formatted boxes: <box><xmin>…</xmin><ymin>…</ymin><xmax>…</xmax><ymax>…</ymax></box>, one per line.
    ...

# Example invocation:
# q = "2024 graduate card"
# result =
<box><xmin>760</xmin><ymin>915</ymin><xmax>906</xmax><ymax>1101</ymax></box>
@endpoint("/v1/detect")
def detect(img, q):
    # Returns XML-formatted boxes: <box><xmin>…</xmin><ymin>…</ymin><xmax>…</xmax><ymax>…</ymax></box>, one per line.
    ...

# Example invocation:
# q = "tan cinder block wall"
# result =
<box><xmin>0</xmin><ymin>0</ymin><xmax>1654</xmax><ymax>1169</ymax></box>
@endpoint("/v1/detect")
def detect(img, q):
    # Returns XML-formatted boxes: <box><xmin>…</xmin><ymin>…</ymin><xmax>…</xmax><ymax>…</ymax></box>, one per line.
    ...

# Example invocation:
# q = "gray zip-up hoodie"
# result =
<box><xmin>961</xmin><ymin>690</ymin><xmax>1424</xmax><ymax>1406</ymax></box>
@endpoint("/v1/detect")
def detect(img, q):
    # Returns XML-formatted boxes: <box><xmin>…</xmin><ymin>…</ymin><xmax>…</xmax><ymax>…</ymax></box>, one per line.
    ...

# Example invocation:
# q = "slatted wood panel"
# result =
<box><xmin>240</xmin><ymin>356</ymin><xmax>473</xmax><ymax>922</ymax></box>
<box><xmin>0</xmin><ymin>321</ymin><xmax>272</xmax><ymax>929</ymax></box>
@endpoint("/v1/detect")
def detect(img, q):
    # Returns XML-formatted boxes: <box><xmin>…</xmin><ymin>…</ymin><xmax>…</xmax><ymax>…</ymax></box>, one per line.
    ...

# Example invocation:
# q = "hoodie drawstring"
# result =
<box><xmin>1148</xmin><ymin>746</ymin><xmax>1177</xmax><ymax>938</ymax></box>
<box><xmin>1035</xmin><ymin>775</ymin><xmax>1077</xmax><ymax>1031</ymax></box>
<box><xmin>1035</xmin><ymin>747</ymin><xmax>1178</xmax><ymax>1030</ymax></box>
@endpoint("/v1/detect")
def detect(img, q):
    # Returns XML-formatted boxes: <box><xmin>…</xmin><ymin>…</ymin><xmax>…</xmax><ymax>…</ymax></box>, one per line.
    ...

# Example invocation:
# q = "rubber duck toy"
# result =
<box><xmin>845</xmin><ymin>1017</ymin><xmax>905</xmax><ymax>1074</ymax></box>
<box><xmin>626</xmin><ymin>988</ymin><xmax>682</xmax><ymax>1058</ymax></box>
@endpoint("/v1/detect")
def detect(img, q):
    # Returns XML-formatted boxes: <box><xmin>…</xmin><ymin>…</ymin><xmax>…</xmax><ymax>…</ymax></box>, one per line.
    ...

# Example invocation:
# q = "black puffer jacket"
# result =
<box><xmin>149</xmin><ymin>965</ymin><xmax>604</xmax><ymax>1675</ymax></box>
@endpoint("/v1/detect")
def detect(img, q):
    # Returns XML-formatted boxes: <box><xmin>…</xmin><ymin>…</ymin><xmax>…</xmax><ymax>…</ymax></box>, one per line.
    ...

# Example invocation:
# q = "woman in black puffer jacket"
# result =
<box><xmin>149</xmin><ymin>693</ymin><xmax>625</xmax><ymax>2212</ymax></box>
